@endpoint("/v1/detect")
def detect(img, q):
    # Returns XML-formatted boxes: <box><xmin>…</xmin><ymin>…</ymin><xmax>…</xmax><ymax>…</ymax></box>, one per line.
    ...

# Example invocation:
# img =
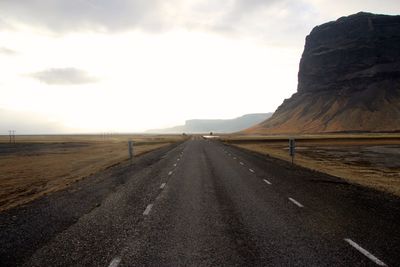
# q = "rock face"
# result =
<box><xmin>247</xmin><ymin>12</ymin><xmax>400</xmax><ymax>134</ymax></box>
<box><xmin>147</xmin><ymin>113</ymin><xmax>272</xmax><ymax>133</ymax></box>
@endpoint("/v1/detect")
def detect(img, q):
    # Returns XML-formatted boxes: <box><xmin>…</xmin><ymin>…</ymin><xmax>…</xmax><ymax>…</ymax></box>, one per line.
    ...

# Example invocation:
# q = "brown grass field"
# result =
<box><xmin>0</xmin><ymin>134</ymin><xmax>186</xmax><ymax>212</ymax></box>
<box><xmin>221</xmin><ymin>133</ymin><xmax>400</xmax><ymax>197</ymax></box>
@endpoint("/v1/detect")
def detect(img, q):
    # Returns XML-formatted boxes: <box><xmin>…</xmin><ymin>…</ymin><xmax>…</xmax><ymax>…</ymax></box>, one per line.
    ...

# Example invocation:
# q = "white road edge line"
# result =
<box><xmin>160</xmin><ymin>183</ymin><xmax>166</xmax><ymax>189</ymax></box>
<box><xmin>240</xmin><ymin>162</ymin><xmax>244</xmax><ymax>165</ymax></box>
<box><xmin>168</xmin><ymin>171</ymin><xmax>173</xmax><ymax>176</ymax></box>
<box><xmin>108</xmin><ymin>257</ymin><xmax>121</xmax><ymax>267</ymax></box>
<box><xmin>249</xmin><ymin>169</ymin><xmax>255</xmax><ymax>173</ymax></box>
<box><xmin>344</xmin><ymin>239</ymin><xmax>387</xmax><ymax>266</ymax></box>
<box><xmin>143</xmin><ymin>204</ymin><xmax>154</xmax><ymax>216</ymax></box>
<box><xmin>288</xmin><ymin>197</ymin><xmax>304</xmax><ymax>208</ymax></box>
<box><xmin>263</xmin><ymin>179</ymin><xmax>272</xmax><ymax>185</ymax></box>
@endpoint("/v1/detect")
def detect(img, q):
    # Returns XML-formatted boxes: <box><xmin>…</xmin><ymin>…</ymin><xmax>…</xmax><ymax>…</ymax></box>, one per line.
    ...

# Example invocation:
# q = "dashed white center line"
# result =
<box><xmin>239</xmin><ymin>162</ymin><xmax>244</xmax><ymax>165</ymax></box>
<box><xmin>108</xmin><ymin>257</ymin><xmax>121</xmax><ymax>267</ymax></box>
<box><xmin>249</xmin><ymin>168</ymin><xmax>255</xmax><ymax>173</ymax></box>
<box><xmin>173</xmin><ymin>163</ymin><xmax>177</xmax><ymax>167</ymax></box>
<box><xmin>263</xmin><ymin>179</ymin><xmax>272</xmax><ymax>185</ymax></box>
<box><xmin>177</xmin><ymin>158</ymin><xmax>180</xmax><ymax>161</ymax></box>
<box><xmin>143</xmin><ymin>204</ymin><xmax>153</xmax><ymax>215</ymax></box>
<box><xmin>344</xmin><ymin>239</ymin><xmax>387</xmax><ymax>266</ymax></box>
<box><xmin>168</xmin><ymin>171</ymin><xmax>173</xmax><ymax>176</ymax></box>
<box><xmin>160</xmin><ymin>183</ymin><xmax>166</xmax><ymax>189</ymax></box>
<box><xmin>233</xmin><ymin>157</ymin><xmax>237</xmax><ymax>160</ymax></box>
<box><xmin>288</xmin><ymin>197</ymin><xmax>304</xmax><ymax>208</ymax></box>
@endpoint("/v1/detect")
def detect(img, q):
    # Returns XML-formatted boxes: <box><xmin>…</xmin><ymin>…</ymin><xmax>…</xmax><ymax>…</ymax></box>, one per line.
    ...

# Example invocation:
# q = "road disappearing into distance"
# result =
<box><xmin>1</xmin><ymin>137</ymin><xmax>399</xmax><ymax>266</ymax></box>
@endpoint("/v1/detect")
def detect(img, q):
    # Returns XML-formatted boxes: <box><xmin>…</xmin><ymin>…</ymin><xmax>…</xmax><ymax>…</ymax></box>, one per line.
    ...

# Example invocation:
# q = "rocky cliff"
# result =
<box><xmin>147</xmin><ymin>113</ymin><xmax>272</xmax><ymax>134</ymax></box>
<box><xmin>247</xmin><ymin>12</ymin><xmax>400</xmax><ymax>134</ymax></box>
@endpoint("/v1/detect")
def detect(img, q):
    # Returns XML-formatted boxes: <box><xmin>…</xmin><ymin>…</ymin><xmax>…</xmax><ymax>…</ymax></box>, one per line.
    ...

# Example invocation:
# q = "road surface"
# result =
<box><xmin>1</xmin><ymin>138</ymin><xmax>399</xmax><ymax>266</ymax></box>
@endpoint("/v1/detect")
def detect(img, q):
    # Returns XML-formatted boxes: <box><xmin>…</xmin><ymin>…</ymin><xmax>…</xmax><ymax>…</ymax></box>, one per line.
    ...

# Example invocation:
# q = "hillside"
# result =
<box><xmin>246</xmin><ymin>12</ymin><xmax>400</xmax><ymax>134</ymax></box>
<box><xmin>147</xmin><ymin>113</ymin><xmax>272</xmax><ymax>134</ymax></box>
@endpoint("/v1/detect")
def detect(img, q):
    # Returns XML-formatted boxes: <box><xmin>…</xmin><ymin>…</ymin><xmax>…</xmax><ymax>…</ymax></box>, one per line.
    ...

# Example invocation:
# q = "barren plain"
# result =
<box><xmin>222</xmin><ymin>134</ymin><xmax>400</xmax><ymax>196</ymax></box>
<box><xmin>0</xmin><ymin>134</ymin><xmax>186</xmax><ymax>211</ymax></box>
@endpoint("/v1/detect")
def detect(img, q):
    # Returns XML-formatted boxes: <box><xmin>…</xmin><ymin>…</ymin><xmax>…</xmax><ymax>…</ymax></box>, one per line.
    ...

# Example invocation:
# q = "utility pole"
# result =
<box><xmin>8</xmin><ymin>130</ymin><xmax>16</xmax><ymax>144</ymax></box>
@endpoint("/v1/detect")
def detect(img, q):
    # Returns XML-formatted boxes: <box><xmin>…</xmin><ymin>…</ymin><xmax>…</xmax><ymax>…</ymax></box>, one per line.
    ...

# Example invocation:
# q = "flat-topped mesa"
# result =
<box><xmin>245</xmin><ymin>12</ymin><xmax>400</xmax><ymax>134</ymax></box>
<box><xmin>298</xmin><ymin>12</ymin><xmax>400</xmax><ymax>94</ymax></box>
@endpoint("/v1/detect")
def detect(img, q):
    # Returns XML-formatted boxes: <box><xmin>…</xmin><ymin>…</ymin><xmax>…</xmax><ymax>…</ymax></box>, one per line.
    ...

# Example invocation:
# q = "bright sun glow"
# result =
<box><xmin>0</xmin><ymin>30</ymin><xmax>300</xmax><ymax>133</ymax></box>
<box><xmin>1</xmin><ymin>0</ymin><xmax>399</xmax><ymax>133</ymax></box>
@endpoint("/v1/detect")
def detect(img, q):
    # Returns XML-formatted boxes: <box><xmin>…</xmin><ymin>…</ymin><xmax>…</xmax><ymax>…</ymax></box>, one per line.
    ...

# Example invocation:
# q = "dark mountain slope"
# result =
<box><xmin>247</xmin><ymin>12</ymin><xmax>400</xmax><ymax>134</ymax></box>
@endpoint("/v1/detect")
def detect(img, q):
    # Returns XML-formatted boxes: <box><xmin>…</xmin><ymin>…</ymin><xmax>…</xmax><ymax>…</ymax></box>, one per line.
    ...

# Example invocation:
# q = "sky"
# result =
<box><xmin>1</xmin><ymin>0</ymin><xmax>399</xmax><ymax>134</ymax></box>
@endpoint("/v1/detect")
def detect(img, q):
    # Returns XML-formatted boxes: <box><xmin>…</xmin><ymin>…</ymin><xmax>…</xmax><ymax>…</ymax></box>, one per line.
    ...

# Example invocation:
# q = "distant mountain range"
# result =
<box><xmin>246</xmin><ymin>12</ymin><xmax>400</xmax><ymax>134</ymax></box>
<box><xmin>147</xmin><ymin>113</ymin><xmax>272</xmax><ymax>134</ymax></box>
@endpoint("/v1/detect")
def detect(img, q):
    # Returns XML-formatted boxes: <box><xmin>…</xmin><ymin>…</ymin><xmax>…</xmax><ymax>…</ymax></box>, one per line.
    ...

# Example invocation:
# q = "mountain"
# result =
<box><xmin>147</xmin><ymin>113</ymin><xmax>272</xmax><ymax>134</ymax></box>
<box><xmin>246</xmin><ymin>12</ymin><xmax>400</xmax><ymax>134</ymax></box>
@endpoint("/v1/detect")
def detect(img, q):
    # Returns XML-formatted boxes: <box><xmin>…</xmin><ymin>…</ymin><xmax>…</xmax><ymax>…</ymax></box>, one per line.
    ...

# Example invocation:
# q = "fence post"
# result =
<box><xmin>128</xmin><ymin>141</ymin><xmax>134</xmax><ymax>163</ymax></box>
<box><xmin>289</xmin><ymin>138</ymin><xmax>295</xmax><ymax>164</ymax></box>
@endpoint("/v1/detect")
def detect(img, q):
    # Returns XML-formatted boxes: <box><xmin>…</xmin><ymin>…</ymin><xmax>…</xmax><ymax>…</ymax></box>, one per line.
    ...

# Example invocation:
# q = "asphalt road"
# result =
<box><xmin>1</xmin><ymin>138</ymin><xmax>399</xmax><ymax>266</ymax></box>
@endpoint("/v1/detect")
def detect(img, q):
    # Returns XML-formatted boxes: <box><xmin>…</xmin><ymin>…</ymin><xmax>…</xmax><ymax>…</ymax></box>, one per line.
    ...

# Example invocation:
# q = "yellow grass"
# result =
<box><xmin>0</xmin><ymin>135</ymin><xmax>186</xmax><ymax>211</ymax></box>
<box><xmin>222</xmin><ymin>134</ymin><xmax>400</xmax><ymax>197</ymax></box>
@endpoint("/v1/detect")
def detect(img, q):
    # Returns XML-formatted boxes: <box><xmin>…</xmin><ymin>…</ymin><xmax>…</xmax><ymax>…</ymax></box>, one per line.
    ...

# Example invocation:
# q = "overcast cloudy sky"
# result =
<box><xmin>1</xmin><ymin>0</ymin><xmax>399</xmax><ymax>133</ymax></box>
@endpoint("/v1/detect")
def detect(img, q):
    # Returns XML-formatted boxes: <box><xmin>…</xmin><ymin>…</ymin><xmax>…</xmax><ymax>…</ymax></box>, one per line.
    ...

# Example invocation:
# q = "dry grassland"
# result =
<box><xmin>222</xmin><ymin>134</ymin><xmax>400</xmax><ymax>197</ymax></box>
<box><xmin>0</xmin><ymin>134</ymin><xmax>185</xmax><ymax>211</ymax></box>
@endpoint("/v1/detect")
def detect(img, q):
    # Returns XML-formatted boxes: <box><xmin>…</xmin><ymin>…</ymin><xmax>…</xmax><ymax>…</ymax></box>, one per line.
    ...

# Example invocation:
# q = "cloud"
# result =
<box><xmin>0</xmin><ymin>0</ymin><xmax>318</xmax><ymax>42</ymax></box>
<box><xmin>0</xmin><ymin>0</ymin><xmax>355</xmax><ymax>47</ymax></box>
<box><xmin>180</xmin><ymin>0</ymin><xmax>319</xmax><ymax>45</ymax></box>
<box><xmin>0</xmin><ymin>0</ymin><xmax>172</xmax><ymax>33</ymax></box>
<box><xmin>27</xmin><ymin>68</ymin><xmax>99</xmax><ymax>85</ymax></box>
<box><xmin>0</xmin><ymin>17</ymin><xmax>13</xmax><ymax>30</ymax></box>
<box><xmin>0</xmin><ymin>47</ymin><xmax>17</xmax><ymax>55</ymax></box>
<box><xmin>0</xmin><ymin>0</ymin><xmax>399</xmax><ymax>45</ymax></box>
